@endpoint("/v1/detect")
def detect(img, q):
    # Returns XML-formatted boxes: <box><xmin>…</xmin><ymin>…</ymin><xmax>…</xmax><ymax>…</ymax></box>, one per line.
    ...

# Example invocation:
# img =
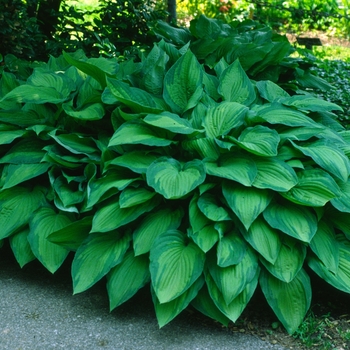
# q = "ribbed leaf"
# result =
<box><xmin>207</xmin><ymin>248</ymin><xmax>258</xmax><ymax>305</ymax></box>
<box><xmin>119</xmin><ymin>187</ymin><xmax>156</xmax><ymax>208</ymax></box>
<box><xmin>203</xmin><ymin>102</ymin><xmax>248</xmax><ymax>138</ymax></box>
<box><xmin>331</xmin><ymin>180</ymin><xmax>350</xmax><ymax>213</ymax></box>
<box><xmin>62</xmin><ymin>101</ymin><xmax>104</xmax><ymax>121</ymax></box>
<box><xmin>256</xmin><ymin>80</ymin><xmax>289</xmax><ymax>102</ymax></box>
<box><xmin>259</xmin><ymin>268</ymin><xmax>311</xmax><ymax>334</ymax></box>
<box><xmin>107</xmin><ymin>251</ymin><xmax>151</xmax><ymax>310</ymax></box>
<box><xmin>72</xmin><ymin>231</ymin><xmax>130</xmax><ymax>294</ymax></box>
<box><xmin>146</xmin><ymin>158</ymin><xmax>206</xmax><ymax>199</ymax></box>
<box><xmin>197</xmin><ymin>193</ymin><xmax>231</xmax><ymax>222</ymax></box>
<box><xmin>253</xmin><ymin>157</ymin><xmax>298</xmax><ymax>192</ymax></box>
<box><xmin>204</xmin><ymin>154</ymin><xmax>257</xmax><ymax>186</ymax></box>
<box><xmin>133</xmin><ymin>207</ymin><xmax>183</xmax><ymax>256</ymax></box>
<box><xmin>206</xmin><ymin>268</ymin><xmax>259</xmax><ymax>322</ymax></box>
<box><xmin>163</xmin><ymin>50</ymin><xmax>203</xmax><ymax>114</ymax></box>
<box><xmin>153</xmin><ymin>276</ymin><xmax>204</xmax><ymax>327</ymax></box>
<box><xmin>28</xmin><ymin>208</ymin><xmax>72</xmax><ymax>273</ymax></box>
<box><xmin>218</xmin><ymin>59</ymin><xmax>256</xmax><ymax>106</ymax></box>
<box><xmin>9</xmin><ymin>227</ymin><xmax>35</xmax><ymax>268</ymax></box>
<box><xmin>310</xmin><ymin>221</ymin><xmax>339</xmax><ymax>274</ymax></box>
<box><xmin>281</xmin><ymin>95</ymin><xmax>343</xmax><ymax>113</ymax></box>
<box><xmin>260</xmin><ymin>237</ymin><xmax>306</xmax><ymax>282</ymax></box>
<box><xmin>150</xmin><ymin>230</ymin><xmax>205</xmax><ymax>303</ymax></box>
<box><xmin>144</xmin><ymin>112</ymin><xmax>196</xmax><ymax>134</ymax></box>
<box><xmin>217</xmin><ymin>231</ymin><xmax>247</xmax><ymax>268</ymax></box>
<box><xmin>291</xmin><ymin>140</ymin><xmax>350</xmax><ymax>182</ymax></box>
<box><xmin>281</xmin><ymin>169</ymin><xmax>340</xmax><ymax>207</ymax></box>
<box><xmin>242</xmin><ymin>217</ymin><xmax>282</xmax><ymax>264</ymax></box>
<box><xmin>230</xmin><ymin>125</ymin><xmax>280</xmax><ymax>157</ymax></box>
<box><xmin>223</xmin><ymin>182</ymin><xmax>272</xmax><ymax>230</ymax></box>
<box><xmin>263</xmin><ymin>202</ymin><xmax>317</xmax><ymax>243</ymax></box>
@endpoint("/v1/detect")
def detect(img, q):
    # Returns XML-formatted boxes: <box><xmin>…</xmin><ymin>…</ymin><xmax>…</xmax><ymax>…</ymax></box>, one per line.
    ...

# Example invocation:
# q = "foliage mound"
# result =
<box><xmin>1</xmin><ymin>16</ymin><xmax>350</xmax><ymax>335</ymax></box>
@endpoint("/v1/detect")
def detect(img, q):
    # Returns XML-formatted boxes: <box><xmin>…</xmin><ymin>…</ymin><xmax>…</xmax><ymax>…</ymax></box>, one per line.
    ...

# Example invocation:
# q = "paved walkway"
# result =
<box><xmin>0</xmin><ymin>246</ymin><xmax>287</xmax><ymax>350</ymax></box>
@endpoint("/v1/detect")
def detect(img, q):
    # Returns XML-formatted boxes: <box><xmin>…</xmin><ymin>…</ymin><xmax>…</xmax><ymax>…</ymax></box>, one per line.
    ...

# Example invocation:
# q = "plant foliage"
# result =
<box><xmin>0</xmin><ymin>16</ymin><xmax>349</xmax><ymax>335</ymax></box>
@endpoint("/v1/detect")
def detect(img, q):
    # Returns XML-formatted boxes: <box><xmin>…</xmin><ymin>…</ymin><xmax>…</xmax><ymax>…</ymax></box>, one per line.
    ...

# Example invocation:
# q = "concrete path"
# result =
<box><xmin>0</xmin><ymin>246</ymin><xmax>287</xmax><ymax>350</ymax></box>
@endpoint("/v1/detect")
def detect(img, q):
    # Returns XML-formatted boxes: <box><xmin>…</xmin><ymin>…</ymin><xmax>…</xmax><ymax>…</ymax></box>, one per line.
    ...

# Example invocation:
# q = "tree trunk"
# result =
<box><xmin>167</xmin><ymin>0</ymin><xmax>177</xmax><ymax>24</ymax></box>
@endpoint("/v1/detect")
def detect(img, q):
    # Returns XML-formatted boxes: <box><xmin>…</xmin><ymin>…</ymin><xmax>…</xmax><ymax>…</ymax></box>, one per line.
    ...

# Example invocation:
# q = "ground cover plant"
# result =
<box><xmin>1</xmin><ymin>15</ymin><xmax>350</xmax><ymax>335</ymax></box>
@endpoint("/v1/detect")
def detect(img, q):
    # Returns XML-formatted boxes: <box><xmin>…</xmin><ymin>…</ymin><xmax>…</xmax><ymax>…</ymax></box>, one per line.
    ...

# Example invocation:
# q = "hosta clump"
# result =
<box><xmin>1</xmin><ymin>25</ymin><xmax>350</xmax><ymax>336</ymax></box>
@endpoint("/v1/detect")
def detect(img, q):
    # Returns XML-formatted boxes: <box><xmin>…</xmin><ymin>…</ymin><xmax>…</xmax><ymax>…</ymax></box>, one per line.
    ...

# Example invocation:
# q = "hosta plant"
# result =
<box><xmin>1</xmin><ymin>17</ymin><xmax>350</xmax><ymax>335</ymax></box>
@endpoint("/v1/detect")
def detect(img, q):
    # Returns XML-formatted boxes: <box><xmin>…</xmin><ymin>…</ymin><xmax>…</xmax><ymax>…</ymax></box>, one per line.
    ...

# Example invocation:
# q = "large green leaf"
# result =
<box><xmin>119</xmin><ymin>187</ymin><xmax>156</xmax><ymax>208</ymax></box>
<box><xmin>310</xmin><ymin>221</ymin><xmax>339</xmax><ymax>274</ymax></box>
<box><xmin>163</xmin><ymin>50</ymin><xmax>203</xmax><ymax>114</ymax></box>
<box><xmin>107</xmin><ymin>251</ymin><xmax>151</xmax><ymax>310</ymax></box>
<box><xmin>72</xmin><ymin>231</ymin><xmax>130</xmax><ymax>294</ymax></box>
<box><xmin>108</xmin><ymin>120</ymin><xmax>175</xmax><ymax>147</ymax></box>
<box><xmin>331</xmin><ymin>180</ymin><xmax>350</xmax><ymax>213</ymax></box>
<box><xmin>144</xmin><ymin>112</ymin><xmax>196</xmax><ymax>134</ymax></box>
<box><xmin>217</xmin><ymin>231</ymin><xmax>247</xmax><ymax>268</ymax></box>
<box><xmin>202</xmin><ymin>102</ymin><xmax>248</xmax><ymax>138</ymax></box>
<box><xmin>0</xmin><ymin>186</ymin><xmax>47</xmax><ymax>239</ymax></box>
<box><xmin>218</xmin><ymin>59</ymin><xmax>256</xmax><ymax>106</ymax></box>
<box><xmin>150</xmin><ymin>230</ymin><xmax>205</xmax><ymax>303</ymax></box>
<box><xmin>223</xmin><ymin>182</ymin><xmax>272</xmax><ymax>230</ymax></box>
<box><xmin>204</xmin><ymin>153</ymin><xmax>257</xmax><ymax>186</ymax></box>
<box><xmin>91</xmin><ymin>196</ymin><xmax>159</xmax><ymax>233</ymax></box>
<box><xmin>263</xmin><ymin>201</ymin><xmax>318</xmax><ymax>243</ymax></box>
<box><xmin>107</xmin><ymin>78</ymin><xmax>163</xmax><ymax>114</ymax></box>
<box><xmin>182</xmin><ymin>137</ymin><xmax>220</xmax><ymax>160</ymax></box>
<box><xmin>281</xmin><ymin>169</ymin><xmax>340</xmax><ymax>207</ymax></box>
<box><xmin>153</xmin><ymin>276</ymin><xmax>205</xmax><ymax>327</ymax></box>
<box><xmin>206</xmin><ymin>267</ymin><xmax>259</xmax><ymax>322</ymax></box>
<box><xmin>242</xmin><ymin>216</ymin><xmax>282</xmax><ymax>264</ymax></box>
<box><xmin>256</xmin><ymin>80</ymin><xmax>290</xmax><ymax>102</ymax></box>
<box><xmin>146</xmin><ymin>157</ymin><xmax>206</xmax><ymax>199</ymax></box>
<box><xmin>291</xmin><ymin>140</ymin><xmax>350</xmax><ymax>182</ymax></box>
<box><xmin>62</xmin><ymin>101</ymin><xmax>105</xmax><ymax>121</ymax></box>
<box><xmin>9</xmin><ymin>227</ymin><xmax>36</xmax><ymax>268</ymax></box>
<box><xmin>47</xmin><ymin>216</ymin><xmax>92</xmax><ymax>251</ymax></box>
<box><xmin>260</xmin><ymin>268</ymin><xmax>311</xmax><ymax>334</ymax></box>
<box><xmin>133</xmin><ymin>207</ymin><xmax>183</xmax><ymax>256</ymax></box>
<box><xmin>207</xmin><ymin>248</ymin><xmax>258</xmax><ymax>305</ymax></box>
<box><xmin>260</xmin><ymin>237</ymin><xmax>306</xmax><ymax>283</ymax></box>
<box><xmin>252</xmin><ymin>157</ymin><xmax>298</xmax><ymax>192</ymax></box>
<box><xmin>229</xmin><ymin>125</ymin><xmax>280</xmax><ymax>157</ymax></box>
<box><xmin>28</xmin><ymin>208</ymin><xmax>72</xmax><ymax>273</ymax></box>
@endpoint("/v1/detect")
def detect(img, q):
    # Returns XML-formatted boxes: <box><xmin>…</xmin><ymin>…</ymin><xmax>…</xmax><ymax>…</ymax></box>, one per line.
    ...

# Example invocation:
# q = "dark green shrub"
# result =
<box><xmin>1</xmin><ymin>16</ymin><xmax>350</xmax><ymax>335</ymax></box>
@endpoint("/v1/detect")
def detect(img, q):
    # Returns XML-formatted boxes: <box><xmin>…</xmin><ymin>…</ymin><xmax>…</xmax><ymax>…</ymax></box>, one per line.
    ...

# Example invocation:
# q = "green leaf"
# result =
<box><xmin>9</xmin><ymin>227</ymin><xmax>36</xmax><ymax>268</ymax></box>
<box><xmin>197</xmin><ymin>193</ymin><xmax>231</xmax><ymax>222</ymax></box>
<box><xmin>47</xmin><ymin>216</ymin><xmax>92</xmax><ymax>251</ymax></box>
<box><xmin>0</xmin><ymin>129</ymin><xmax>26</xmax><ymax>145</ymax></box>
<box><xmin>281</xmin><ymin>169</ymin><xmax>340</xmax><ymax>207</ymax></box>
<box><xmin>218</xmin><ymin>59</ymin><xmax>256</xmax><ymax>106</ymax></box>
<box><xmin>72</xmin><ymin>231</ymin><xmax>130</xmax><ymax>294</ymax></box>
<box><xmin>217</xmin><ymin>231</ymin><xmax>247</xmax><ymax>268</ymax></box>
<box><xmin>203</xmin><ymin>102</ymin><xmax>248</xmax><ymax>138</ymax></box>
<box><xmin>182</xmin><ymin>137</ymin><xmax>220</xmax><ymax>160</ymax></box>
<box><xmin>259</xmin><ymin>268</ymin><xmax>311</xmax><ymax>334</ymax></box>
<box><xmin>107</xmin><ymin>251</ymin><xmax>151</xmax><ymax>310</ymax></box>
<box><xmin>91</xmin><ymin>196</ymin><xmax>159</xmax><ymax>233</ymax></box>
<box><xmin>281</xmin><ymin>95</ymin><xmax>343</xmax><ymax>113</ymax></box>
<box><xmin>253</xmin><ymin>157</ymin><xmax>298</xmax><ymax>192</ymax></box>
<box><xmin>230</xmin><ymin>125</ymin><xmax>280</xmax><ymax>157</ymax></box>
<box><xmin>133</xmin><ymin>207</ymin><xmax>183</xmax><ymax>256</ymax></box>
<box><xmin>310</xmin><ymin>221</ymin><xmax>339</xmax><ymax>274</ymax></box>
<box><xmin>331</xmin><ymin>180</ymin><xmax>350</xmax><ymax>213</ymax></box>
<box><xmin>144</xmin><ymin>111</ymin><xmax>196</xmax><ymax>134</ymax></box>
<box><xmin>107</xmin><ymin>151</ymin><xmax>158</xmax><ymax>174</ymax></box>
<box><xmin>204</xmin><ymin>153</ymin><xmax>257</xmax><ymax>186</ymax></box>
<box><xmin>62</xmin><ymin>101</ymin><xmax>105</xmax><ymax>121</ymax></box>
<box><xmin>147</xmin><ymin>158</ymin><xmax>206</xmax><ymax>199</ymax></box>
<box><xmin>291</xmin><ymin>140</ymin><xmax>350</xmax><ymax>182</ymax></box>
<box><xmin>191</xmin><ymin>284</ymin><xmax>230</xmax><ymax>326</ymax></box>
<box><xmin>163</xmin><ymin>50</ymin><xmax>203</xmax><ymax>114</ymax></box>
<box><xmin>150</xmin><ymin>230</ymin><xmax>205</xmax><ymax>303</ymax></box>
<box><xmin>263</xmin><ymin>202</ymin><xmax>318</xmax><ymax>243</ymax></box>
<box><xmin>119</xmin><ymin>187</ymin><xmax>156</xmax><ymax>208</ymax></box>
<box><xmin>0</xmin><ymin>186</ymin><xmax>47</xmax><ymax>239</ymax></box>
<box><xmin>260</xmin><ymin>237</ymin><xmax>306</xmax><ymax>283</ymax></box>
<box><xmin>223</xmin><ymin>182</ymin><xmax>272</xmax><ymax>230</ymax></box>
<box><xmin>256</xmin><ymin>80</ymin><xmax>290</xmax><ymax>102</ymax></box>
<box><xmin>153</xmin><ymin>276</ymin><xmax>205</xmax><ymax>328</ymax></box>
<box><xmin>28</xmin><ymin>208</ymin><xmax>72</xmax><ymax>273</ymax></box>
<box><xmin>208</xmin><ymin>247</ymin><xmax>258</xmax><ymax>305</ymax></box>
<box><xmin>107</xmin><ymin>78</ymin><xmax>163</xmax><ymax>114</ymax></box>
<box><xmin>242</xmin><ymin>216</ymin><xmax>282</xmax><ymax>264</ymax></box>
<box><xmin>206</xmin><ymin>267</ymin><xmax>259</xmax><ymax>322</ymax></box>
<box><xmin>108</xmin><ymin>120</ymin><xmax>174</xmax><ymax>147</ymax></box>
